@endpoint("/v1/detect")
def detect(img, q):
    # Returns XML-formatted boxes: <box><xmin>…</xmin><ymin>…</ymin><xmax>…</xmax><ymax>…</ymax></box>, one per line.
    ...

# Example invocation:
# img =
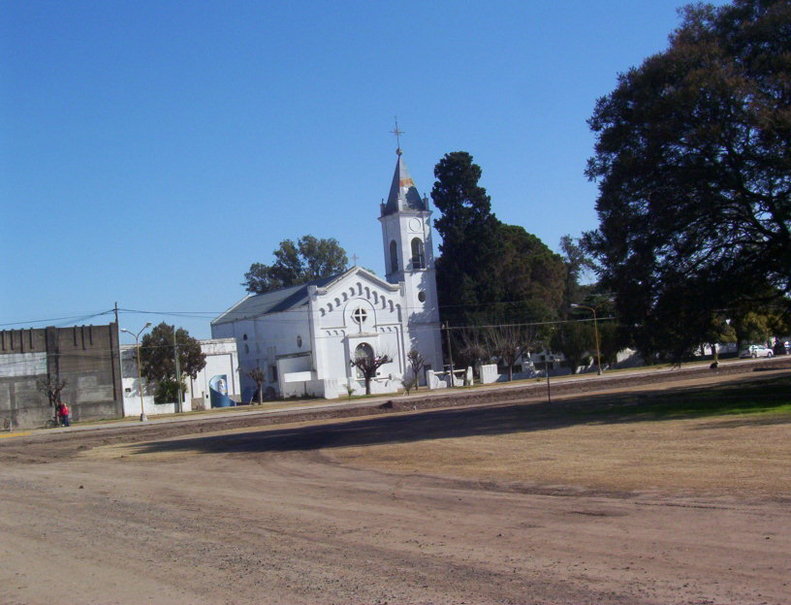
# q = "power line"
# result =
<box><xmin>0</xmin><ymin>309</ymin><xmax>116</xmax><ymax>328</ymax></box>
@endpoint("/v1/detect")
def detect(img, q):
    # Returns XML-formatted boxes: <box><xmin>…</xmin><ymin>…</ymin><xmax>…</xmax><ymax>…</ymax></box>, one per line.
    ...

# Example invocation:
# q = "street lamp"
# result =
<box><xmin>121</xmin><ymin>322</ymin><xmax>152</xmax><ymax>421</ymax></box>
<box><xmin>571</xmin><ymin>303</ymin><xmax>602</xmax><ymax>376</ymax></box>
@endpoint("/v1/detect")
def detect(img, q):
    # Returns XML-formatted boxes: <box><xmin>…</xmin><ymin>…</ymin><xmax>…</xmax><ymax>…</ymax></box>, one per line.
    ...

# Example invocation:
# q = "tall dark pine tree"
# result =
<box><xmin>585</xmin><ymin>0</ymin><xmax>791</xmax><ymax>361</ymax></box>
<box><xmin>432</xmin><ymin>152</ymin><xmax>567</xmax><ymax>367</ymax></box>
<box><xmin>431</xmin><ymin>152</ymin><xmax>504</xmax><ymax>327</ymax></box>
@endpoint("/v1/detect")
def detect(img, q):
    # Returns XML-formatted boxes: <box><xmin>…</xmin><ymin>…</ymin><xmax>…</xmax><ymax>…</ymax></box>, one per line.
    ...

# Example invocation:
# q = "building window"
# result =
<box><xmin>389</xmin><ymin>240</ymin><xmax>398</xmax><ymax>274</ymax></box>
<box><xmin>411</xmin><ymin>238</ymin><xmax>425</xmax><ymax>269</ymax></box>
<box><xmin>352</xmin><ymin>307</ymin><xmax>368</xmax><ymax>325</ymax></box>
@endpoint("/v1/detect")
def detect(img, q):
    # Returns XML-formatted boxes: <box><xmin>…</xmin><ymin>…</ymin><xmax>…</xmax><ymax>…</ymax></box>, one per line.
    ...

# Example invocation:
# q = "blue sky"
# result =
<box><xmin>1</xmin><ymin>0</ymin><xmax>725</xmax><ymax>342</ymax></box>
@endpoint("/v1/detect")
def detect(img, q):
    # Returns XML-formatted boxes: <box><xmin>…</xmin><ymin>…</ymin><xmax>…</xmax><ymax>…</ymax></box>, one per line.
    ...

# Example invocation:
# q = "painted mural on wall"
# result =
<box><xmin>209</xmin><ymin>374</ymin><xmax>235</xmax><ymax>408</ymax></box>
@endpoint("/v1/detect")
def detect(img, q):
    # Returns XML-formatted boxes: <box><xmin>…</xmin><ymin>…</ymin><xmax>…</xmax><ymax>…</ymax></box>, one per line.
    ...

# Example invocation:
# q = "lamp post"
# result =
<box><xmin>571</xmin><ymin>304</ymin><xmax>602</xmax><ymax>376</ymax></box>
<box><xmin>121</xmin><ymin>323</ymin><xmax>152</xmax><ymax>421</ymax></box>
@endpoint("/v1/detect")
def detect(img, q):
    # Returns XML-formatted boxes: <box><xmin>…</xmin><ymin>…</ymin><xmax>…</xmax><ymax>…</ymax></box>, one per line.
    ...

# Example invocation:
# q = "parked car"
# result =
<box><xmin>739</xmin><ymin>344</ymin><xmax>774</xmax><ymax>359</ymax></box>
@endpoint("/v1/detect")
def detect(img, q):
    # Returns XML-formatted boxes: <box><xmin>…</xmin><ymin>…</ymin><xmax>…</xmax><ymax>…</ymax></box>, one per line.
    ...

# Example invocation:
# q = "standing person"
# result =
<box><xmin>59</xmin><ymin>402</ymin><xmax>71</xmax><ymax>427</ymax></box>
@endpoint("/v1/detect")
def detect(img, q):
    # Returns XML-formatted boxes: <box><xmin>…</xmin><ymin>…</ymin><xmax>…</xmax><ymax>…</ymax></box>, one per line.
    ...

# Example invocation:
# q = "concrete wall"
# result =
<box><xmin>0</xmin><ymin>324</ymin><xmax>123</xmax><ymax>429</ymax></box>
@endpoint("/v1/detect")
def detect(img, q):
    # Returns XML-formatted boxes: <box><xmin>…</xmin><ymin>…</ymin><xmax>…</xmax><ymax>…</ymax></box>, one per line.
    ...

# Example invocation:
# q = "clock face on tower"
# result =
<box><xmin>408</xmin><ymin>218</ymin><xmax>422</xmax><ymax>233</ymax></box>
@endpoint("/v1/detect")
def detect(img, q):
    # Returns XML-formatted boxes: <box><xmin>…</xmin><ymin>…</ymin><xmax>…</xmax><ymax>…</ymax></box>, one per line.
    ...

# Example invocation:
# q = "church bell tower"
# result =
<box><xmin>378</xmin><ymin>141</ymin><xmax>443</xmax><ymax>372</ymax></box>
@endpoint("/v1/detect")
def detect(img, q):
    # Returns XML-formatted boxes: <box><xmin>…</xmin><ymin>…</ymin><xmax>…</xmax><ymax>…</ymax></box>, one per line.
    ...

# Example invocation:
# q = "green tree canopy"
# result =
<box><xmin>431</xmin><ymin>152</ymin><xmax>565</xmax><ymax>330</ymax></box>
<box><xmin>551</xmin><ymin>320</ymin><xmax>594</xmax><ymax>374</ymax></box>
<box><xmin>432</xmin><ymin>151</ymin><xmax>504</xmax><ymax>324</ymax></box>
<box><xmin>140</xmin><ymin>323</ymin><xmax>206</xmax><ymax>402</ymax></box>
<box><xmin>559</xmin><ymin>234</ymin><xmax>596</xmax><ymax>311</ymax></box>
<box><xmin>499</xmin><ymin>225</ymin><xmax>566</xmax><ymax>323</ymax></box>
<box><xmin>244</xmin><ymin>235</ymin><xmax>348</xmax><ymax>294</ymax></box>
<box><xmin>584</xmin><ymin>0</ymin><xmax>791</xmax><ymax>360</ymax></box>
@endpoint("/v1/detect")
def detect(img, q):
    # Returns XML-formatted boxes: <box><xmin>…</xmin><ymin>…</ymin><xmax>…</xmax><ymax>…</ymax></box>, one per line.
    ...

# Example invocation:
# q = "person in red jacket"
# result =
<box><xmin>57</xmin><ymin>402</ymin><xmax>71</xmax><ymax>427</ymax></box>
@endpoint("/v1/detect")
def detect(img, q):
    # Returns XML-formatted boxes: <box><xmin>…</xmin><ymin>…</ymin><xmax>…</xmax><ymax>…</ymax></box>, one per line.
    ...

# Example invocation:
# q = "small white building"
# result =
<box><xmin>121</xmin><ymin>337</ymin><xmax>239</xmax><ymax>417</ymax></box>
<box><xmin>212</xmin><ymin>149</ymin><xmax>444</xmax><ymax>400</ymax></box>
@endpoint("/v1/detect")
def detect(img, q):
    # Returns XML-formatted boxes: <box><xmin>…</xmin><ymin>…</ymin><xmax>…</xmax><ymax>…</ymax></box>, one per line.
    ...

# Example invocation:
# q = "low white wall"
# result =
<box><xmin>121</xmin><ymin>338</ymin><xmax>238</xmax><ymax>417</ymax></box>
<box><xmin>480</xmin><ymin>364</ymin><xmax>498</xmax><ymax>384</ymax></box>
<box><xmin>121</xmin><ymin>376</ymin><xmax>160</xmax><ymax>418</ymax></box>
<box><xmin>425</xmin><ymin>370</ymin><xmax>448</xmax><ymax>389</ymax></box>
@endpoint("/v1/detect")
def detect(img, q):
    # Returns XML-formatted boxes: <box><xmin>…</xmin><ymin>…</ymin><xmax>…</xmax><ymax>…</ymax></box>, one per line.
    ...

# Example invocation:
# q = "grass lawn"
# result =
<box><xmin>569</xmin><ymin>375</ymin><xmax>791</xmax><ymax>419</ymax></box>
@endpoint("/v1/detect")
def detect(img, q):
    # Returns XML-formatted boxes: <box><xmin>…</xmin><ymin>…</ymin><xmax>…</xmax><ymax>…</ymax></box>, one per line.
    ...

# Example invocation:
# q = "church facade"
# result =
<box><xmin>211</xmin><ymin>151</ymin><xmax>444</xmax><ymax>400</ymax></box>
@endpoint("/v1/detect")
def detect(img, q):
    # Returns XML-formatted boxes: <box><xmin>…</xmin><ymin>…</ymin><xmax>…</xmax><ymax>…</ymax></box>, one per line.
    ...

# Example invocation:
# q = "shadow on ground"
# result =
<box><xmin>127</xmin><ymin>375</ymin><xmax>791</xmax><ymax>457</ymax></box>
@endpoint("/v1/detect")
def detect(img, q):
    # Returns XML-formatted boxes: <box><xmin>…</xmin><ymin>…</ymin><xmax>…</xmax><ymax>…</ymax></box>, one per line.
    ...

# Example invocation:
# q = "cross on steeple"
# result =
<box><xmin>390</xmin><ymin>117</ymin><xmax>404</xmax><ymax>156</ymax></box>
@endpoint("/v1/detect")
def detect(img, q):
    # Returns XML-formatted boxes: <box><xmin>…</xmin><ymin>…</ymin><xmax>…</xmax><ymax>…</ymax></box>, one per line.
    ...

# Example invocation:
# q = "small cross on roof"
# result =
<box><xmin>390</xmin><ymin>117</ymin><xmax>404</xmax><ymax>156</ymax></box>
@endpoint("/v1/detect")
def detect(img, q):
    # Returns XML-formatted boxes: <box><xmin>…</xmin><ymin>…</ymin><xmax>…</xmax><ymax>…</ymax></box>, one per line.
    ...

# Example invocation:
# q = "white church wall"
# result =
<box><xmin>312</xmin><ymin>271</ymin><xmax>407</xmax><ymax>392</ymax></box>
<box><xmin>277</xmin><ymin>354</ymin><xmax>313</xmax><ymax>398</ymax></box>
<box><xmin>214</xmin><ymin>310</ymin><xmax>311</xmax><ymax>401</ymax></box>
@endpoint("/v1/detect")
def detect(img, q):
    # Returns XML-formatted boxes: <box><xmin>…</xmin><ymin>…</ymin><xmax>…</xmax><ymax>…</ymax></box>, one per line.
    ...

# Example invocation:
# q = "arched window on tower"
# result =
<box><xmin>389</xmin><ymin>240</ymin><xmax>398</xmax><ymax>274</ymax></box>
<box><xmin>411</xmin><ymin>238</ymin><xmax>425</xmax><ymax>269</ymax></box>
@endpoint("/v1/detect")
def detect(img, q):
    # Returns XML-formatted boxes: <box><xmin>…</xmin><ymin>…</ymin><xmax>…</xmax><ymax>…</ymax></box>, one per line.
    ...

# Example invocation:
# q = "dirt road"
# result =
<box><xmin>1</xmin><ymin>365</ymin><xmax>789</xmax><ymax>604</ymax></box>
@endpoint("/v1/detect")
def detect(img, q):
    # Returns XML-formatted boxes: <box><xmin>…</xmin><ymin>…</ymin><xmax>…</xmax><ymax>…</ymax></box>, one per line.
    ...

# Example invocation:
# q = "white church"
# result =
<box><xmin>211</xmin><ymin>149</ymin><xmax>445</xmax><ymax>400</ymax></box>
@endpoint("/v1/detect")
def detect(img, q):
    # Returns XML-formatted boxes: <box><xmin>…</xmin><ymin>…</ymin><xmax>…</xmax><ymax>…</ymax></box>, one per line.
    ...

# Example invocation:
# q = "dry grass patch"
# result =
<box><xmin>328</xmin><ymin>412</ymin><xmax>791</xmax><ymax>497</ymax></box>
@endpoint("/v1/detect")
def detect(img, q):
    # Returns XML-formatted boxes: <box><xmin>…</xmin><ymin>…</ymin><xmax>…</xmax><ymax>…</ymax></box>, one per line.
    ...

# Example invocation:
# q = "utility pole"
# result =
<box><xmin>173</xmin><ymin>325</ymin><xmax>182</xmax><ymax>413</ymax></box>
<box><xmin>545</xmin><ymin>328</ymin><xmax>553</xmax><ymax>404</ymax></box>
<box><xmin>571</xmin><ymin>303</ymin><xmax>603</xmax><ymax>375</ymax></box>
<box><xmin>120</xmin><ymin>323</ymin><xmax>151</xmax><ymax>422</ymax></box>
<box><xmin>113</xmin><ymin>302</ymin><xmax>122</xmax><ymax>406</ymax></box>
<box><xmin>444</xmin><ymin>322</ymin><xmax>454</xmax><ymax>385</ymax></box>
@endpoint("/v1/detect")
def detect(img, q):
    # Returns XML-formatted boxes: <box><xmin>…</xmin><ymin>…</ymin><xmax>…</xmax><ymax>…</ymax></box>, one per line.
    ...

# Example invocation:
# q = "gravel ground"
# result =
<box><xmin>1</xmin><ymin>361</ymin><xmax>789</xmax><ymax>605</ymax></box>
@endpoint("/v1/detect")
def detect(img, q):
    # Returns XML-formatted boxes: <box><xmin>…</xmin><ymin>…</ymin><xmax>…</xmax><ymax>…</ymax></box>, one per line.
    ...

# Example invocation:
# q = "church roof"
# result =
<box><xmin>211</xmin><ymin>272</ymin><xmax>344</xmax><ymax>326</ymax></box>
<box><xmin>381</xmin><ymin>151</ymin><xmax>427</xmax><ymax>216</ymax></box>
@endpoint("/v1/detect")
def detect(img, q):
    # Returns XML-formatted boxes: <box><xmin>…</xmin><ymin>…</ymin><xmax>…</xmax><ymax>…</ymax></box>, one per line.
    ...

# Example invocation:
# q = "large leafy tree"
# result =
<box><xmin>585</xmin><ymin>0</ymin><xmax>791</xmax><ymax>360</ymax></box>
<box><xmin>499</xmin><ymin>225</ymin><xmax>566</xmax><ymax>323</ymax></box>
<box><xmin>244</xmin><ymin>235</ymin><xmax>348</xmax><ymax>294</ymax></box>
<box><xmin>140</xmin><ymin>323</ymin><xmax>206</xmax><ymax>404</ymax></box>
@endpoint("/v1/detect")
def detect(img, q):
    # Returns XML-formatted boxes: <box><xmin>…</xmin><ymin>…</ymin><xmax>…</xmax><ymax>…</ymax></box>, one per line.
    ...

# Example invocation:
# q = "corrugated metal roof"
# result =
<box><xmin>212</xmin><ymin>271</ymin><xmax>345</xmax><ymax>326</ymax></box>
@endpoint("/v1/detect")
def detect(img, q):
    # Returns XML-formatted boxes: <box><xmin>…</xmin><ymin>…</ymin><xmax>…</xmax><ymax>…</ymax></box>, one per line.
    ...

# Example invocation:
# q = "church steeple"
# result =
<box><xmin>379</xmin><ymin>146</ymin><xmax>436</xmax><ymax>283</ymax></box>
<box><xmin>377</xmin><ymin>135</ymin><xmax>443</xmax><ymax>375</ymax></box>
<box><xmin>381</xmin><ymin>152</ymin><xmax>428</xmax><ymax>216</ymax></box>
